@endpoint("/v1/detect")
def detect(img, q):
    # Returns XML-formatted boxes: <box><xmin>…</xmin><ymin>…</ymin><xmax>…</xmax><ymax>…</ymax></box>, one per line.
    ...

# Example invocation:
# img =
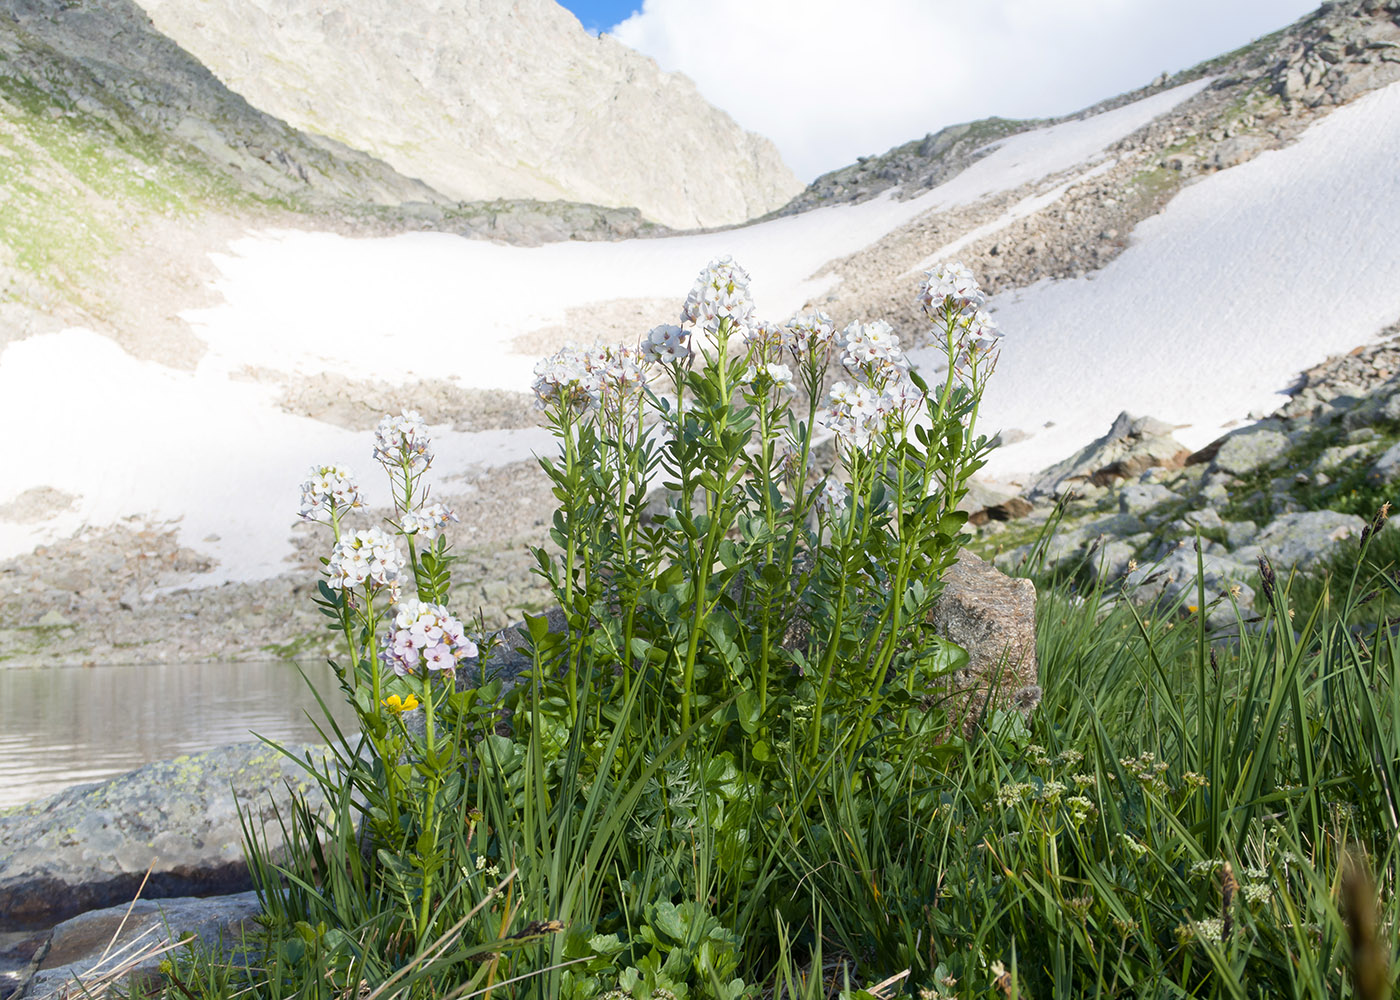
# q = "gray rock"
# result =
<box><xmin>1368</xmin><ymin>441</ymin><xmax>1400</xmax><ymax>483</ymax></box>
<box><xmin>0</xmin><ymin>743</ymin><xmax>329</xmax><ymax>931</ymax></box>
<box><xmin>1085</xmin><ymin>539</ymin><xmax>1136</xmax><ymax>580</ymax></box>
<box><xmin>1124</xmin><ymin>546</ymin><xmax>1257</xmax><ymax>628</ymax></box>
<box><xmin>1256</xmin><ymin>510</ymin><xmax>1366</xmax><ymax>569</ymax></box>
<box><xmin>10</xmin><ymin>892</ymin><xmax>260</xmax><ymax>1000</ymax></box>
<box><xmin>1183</xmin><ymin>507</ymin><xmax>1224</xmax><ymax>532</ymax></box>
<box><xmin>1317</xmin><ymin>442</ymin><xmax>1375</xmax><ymax>473</ymax></box>
<box><xmin>1119</xmin><ymin>483</ymin><xmax>1183</xmax><ymax>515</ymax></box>
<box><xmin>1211</xmin><ymin>423</ymin><xmax>1290</xmax><ymax>476</ymax></box>
<box><xmin>929</xmin><ymin>550</ymin><xmax>1040</xmax><ymax>733</ymax></box>
<box><xmin>1225</xmin><ymin>519</ymin><xmax>1260</xmax><ymax>549</ymax></box>
<box><xmin>1209</xmin><ymin>134</ymin><xmax>1268</xmax><ymax>170</ymax></box>
<box><xmin>1030</xmin><ymin>412</ymin><xmax>1191</xmax><ymax>499</ymax></box>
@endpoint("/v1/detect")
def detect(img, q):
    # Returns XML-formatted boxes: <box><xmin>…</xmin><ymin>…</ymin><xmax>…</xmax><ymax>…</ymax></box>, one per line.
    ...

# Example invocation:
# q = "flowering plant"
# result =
<box><xmin>526</xmin><ymin>255</ymin><xmax>999</xmax><ymax>748</ymax></box>
<box><xmin>292</xmin><ymin>409</ymin><xmax>504</xmax><ymax>948</ymax></box>
<box><xmin>255</xmin><ymin>257</ymin><xmax>1000</xmax><ymax>999</ymax></box>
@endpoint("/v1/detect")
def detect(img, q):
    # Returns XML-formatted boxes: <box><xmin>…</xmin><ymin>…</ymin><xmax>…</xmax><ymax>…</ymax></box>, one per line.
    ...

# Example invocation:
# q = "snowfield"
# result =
<box><xmin>2</xmin><ymin>77</ymin><xmax>1399</xmax><ymax>583</ymax></box>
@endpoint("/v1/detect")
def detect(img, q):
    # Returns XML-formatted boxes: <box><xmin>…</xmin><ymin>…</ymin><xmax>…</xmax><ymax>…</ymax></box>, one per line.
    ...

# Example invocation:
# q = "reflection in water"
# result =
<box><xmin>0</xmin><ymin>660</ymin><xmax>359</xmax><ymax>808</ymax></box>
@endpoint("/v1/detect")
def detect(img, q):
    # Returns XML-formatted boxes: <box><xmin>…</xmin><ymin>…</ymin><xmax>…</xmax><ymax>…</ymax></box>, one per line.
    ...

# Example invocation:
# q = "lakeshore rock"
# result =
<box><xmin>3</xmin><ymin>892</ymin><xmax>260</xmax><ymax>1000</ymax></box>
<box><xmin>929</xmin><ymin>549</ymin><xmax>1040</xmax><ymax>733</ymax></box>
<box><xmin>0</xmin><ymin>743</ymin><xmax>329</xmax><ymax>931</ymax></box>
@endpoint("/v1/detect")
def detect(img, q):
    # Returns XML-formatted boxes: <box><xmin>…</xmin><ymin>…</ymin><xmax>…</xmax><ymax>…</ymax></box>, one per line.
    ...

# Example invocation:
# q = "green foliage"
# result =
<box><xmin>155</xmin><ymin>268</ymin><xmax>1399</xmax><ymax>999</ymax></box>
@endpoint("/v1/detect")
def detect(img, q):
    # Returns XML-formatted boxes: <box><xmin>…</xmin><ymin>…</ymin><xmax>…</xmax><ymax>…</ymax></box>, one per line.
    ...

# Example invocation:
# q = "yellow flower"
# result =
<box><xmin>382</xmin><ymin>693</ymin><xmax>420</xmax><ymax>714</ymax></box>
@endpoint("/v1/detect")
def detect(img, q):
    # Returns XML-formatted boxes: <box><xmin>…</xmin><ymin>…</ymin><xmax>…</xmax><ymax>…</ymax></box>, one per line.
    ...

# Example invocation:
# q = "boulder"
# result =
<box><xmin>1124</xmin><ymin>545</ymin><xmax>1257</xmax><ymax>628</ymax></box>
<box><xmin>1367</xmin><ymin>441</ymin><xmax>1400</xmax><ymax>483</ymax></box>
<box><xmin>0</xmin><ymin>743</ymin><xmax>329</xmax><ymax>931</ymax></box>
<box><xmin>1209</xmin><ymin>422</ymin><xmax>1291</xmax><ymax>476</ymax></box>
<box><xmin>4</xmin><ymin>892</ymin><xmax>260</xmax><ymax>1000</ymax></box>
<box><xmin>1029</xmin><ymin>412</ymin><xmax>1191</xmax><ymax>499</ymax></box>
<box><xmin>1225</xmin><ymin>519</ymin><xmax>1259</xmax><ymax>549</ymax></box>
<box><xmin>1119</xmin><ymin>482</ymin><xmax>1183</xmax><ymax>516</ymax></box>
<box><xmin>929</xmin><ymin>549</ymin><xmax>1040</xmax><ymax>733</ymax></box>
<box><xmin>1256</xmin><ymin>510</ymin><xmax>1366</xmax><ymax>568</ymax></box>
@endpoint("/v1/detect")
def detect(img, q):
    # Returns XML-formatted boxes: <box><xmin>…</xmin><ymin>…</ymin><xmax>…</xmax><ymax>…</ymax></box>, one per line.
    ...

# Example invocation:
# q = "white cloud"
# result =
<box><xmin>610</xmin><ymin>0</ymin><xmax>1320</xmax><ymax>181</ymax></box>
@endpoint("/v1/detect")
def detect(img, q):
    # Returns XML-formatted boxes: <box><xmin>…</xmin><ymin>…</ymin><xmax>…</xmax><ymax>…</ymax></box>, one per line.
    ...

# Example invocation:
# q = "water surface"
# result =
<box><xmin>0</xmin><ymin>660</ymin><xmax>358</xmax><ymax>808</ymax></box>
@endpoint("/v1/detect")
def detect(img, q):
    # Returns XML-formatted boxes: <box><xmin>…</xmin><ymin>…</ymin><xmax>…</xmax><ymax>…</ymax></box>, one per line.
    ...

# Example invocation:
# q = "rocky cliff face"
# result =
<box><xmin>130</xmin><ymin>0</ymin><xmax>803</xmax><ymax>230</ymax></box>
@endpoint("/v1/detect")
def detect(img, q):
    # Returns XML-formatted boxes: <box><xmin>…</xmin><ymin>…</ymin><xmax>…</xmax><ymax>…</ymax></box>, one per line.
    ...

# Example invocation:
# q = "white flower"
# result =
<box><xmin>837</xmin><ymin>320</ymin><xmax>910</xmax><ymax>383</ymax></box>
<box><xmin>298</xmin><ymin>464</ymin><xmax>362</xmax><ymax>521</ymax></box>
<box><xmin>535</xmin><ymin>343</ymin><xmax>648</xmax><ymax>412</ymax></box>
<box><xmin>957</xmin><ymin>307</ymin><xmax>1004</xmax><ymax>363</ymax></box>
<box><xmin>879</xmin><ymin>375</ymin><xmax>927</xmax><ymax>421</ymax></box>
<box><xmin>919</xmin><ymin>261</ymin><xmax>986</xmax><ymax>322</ymax></box>
<box><xmin>381</xmin><ymin>599</ymin><xmax>477</xmax><ymax>677</ymax></box>
<box><xmin>741</xmin><ymin>362</ymin><xmax>794</xmax><ymax>393</ymax></box>
<box><xmin>400</xmin><ymin>501</ymin><xmax>458</xmax><ymax>541</ymax></box>
<box><xmin>819</xmin><ymin>380</ymin><xmax>885</xmax><ymax>449</ymax></box>
<box><xmin>814</xmin><ymin>477</ymin><xmax>848</xmax><ymax>514</ymax></box>
<box><xmin>374</xmin><ymin>411</ymin><xmax>432</xmax><ymax>473</ymax></box>
<box><xmin>681</xmin><ymin>256</ymin><xmax>754</xmax><ymax>332</ymax></box>
<box><xmin>327</xmin><ymin>527</ymin><xmax>404</xmax><ymax>594</ymax></box>
<box><xmin>784</xmin><ymin>311</ymin><xmax>835</xmax><ymax>360</ymax></box>
<box><xmin>741</xmin><ymin>319</ymin><xmax>788</xmax><ymax>353</ymax></box>
<box><xmin>533</xmin><ymin>344</ymin><xmax>602</xmax><ymax>412</ymax></box>
<box><xmin>640</xmin><ymin>324</ymin><xmax>691</xmax><ymax>364</ymax></box>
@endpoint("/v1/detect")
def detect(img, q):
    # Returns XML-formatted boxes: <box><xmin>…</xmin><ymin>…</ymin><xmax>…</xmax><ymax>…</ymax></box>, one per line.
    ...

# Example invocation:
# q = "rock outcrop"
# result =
<box><xmin>981</xmin><ymin>321</ymin><xmax>1400</xmax><ymax>627</ymax></box>
<box><xmin>131</xmin><ymin>0</ymin><xmax>803</xmax><ymax>229</ymax></box>
<box><xmin>930</xmin><ymin>549</ymin><xmax>1040</xmax><ymax>734</ymax></box>
<box><xmin>0</xmin><ymin>742</ymin><xmax>329</xmax><ymax>931</ymax></box>
<box><xmin>2</xmin><ymin>892</ymin><xmax>260</xmax><ymax>1000</ymax></box>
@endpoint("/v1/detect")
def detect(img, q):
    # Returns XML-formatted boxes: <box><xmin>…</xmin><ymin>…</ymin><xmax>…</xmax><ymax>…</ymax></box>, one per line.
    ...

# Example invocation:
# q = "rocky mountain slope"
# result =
<box><xmin>131</xmin><ymin>0</ymin><xmax>803</xmax><ymax>230</ymax></box>
<box><xmin>798</xmin><ymin>0</ymin><xmax>1400</xmax><ymax>340</ymax></box>
<box><xmin>0</xmin><ymin>0</ymin><xmax>668</xmax><ymax>355</ymax></box>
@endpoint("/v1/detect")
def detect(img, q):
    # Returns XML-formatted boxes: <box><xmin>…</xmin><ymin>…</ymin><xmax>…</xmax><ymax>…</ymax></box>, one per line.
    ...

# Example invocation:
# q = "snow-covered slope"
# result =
<box><xmin>958</xmin><ymin>78</ymin><xmax>1400</xmax><ymax>480</ymax></box>
<box><xmin>3</xmin><ymin>75</ymin><xmax>1400</xmax><ymax>587</ymax></box>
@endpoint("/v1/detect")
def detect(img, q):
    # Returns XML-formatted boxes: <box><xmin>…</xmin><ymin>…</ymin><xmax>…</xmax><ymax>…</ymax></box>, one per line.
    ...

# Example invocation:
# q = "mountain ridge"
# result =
<box><xmin>130</xmin><ymin>0</ymin><xmax>804</xmax><ymax>229</ymax></box>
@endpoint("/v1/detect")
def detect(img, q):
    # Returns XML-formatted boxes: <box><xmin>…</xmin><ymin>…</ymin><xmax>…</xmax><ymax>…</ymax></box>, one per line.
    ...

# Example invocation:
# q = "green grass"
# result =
<box><xmin>118</xmin><ymin>528</ymin><xmax>1399</xmax><ymax>999</ymax></box>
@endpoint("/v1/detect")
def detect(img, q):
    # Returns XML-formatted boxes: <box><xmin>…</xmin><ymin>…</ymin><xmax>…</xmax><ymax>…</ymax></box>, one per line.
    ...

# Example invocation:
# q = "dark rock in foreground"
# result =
<box><xmin>0</xmin><ymin>743</ymin><xmax>328</xmax><ymax>931</ymax></box>
<box><xmin>3</xmin><ymin>891</ymin><xmax>260</xmax><ymax>1000</ymax></box>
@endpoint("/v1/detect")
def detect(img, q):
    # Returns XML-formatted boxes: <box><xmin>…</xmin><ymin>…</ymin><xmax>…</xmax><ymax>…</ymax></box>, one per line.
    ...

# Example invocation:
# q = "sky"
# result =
<box><xmin>557</xmin><ymin>0</ymin><xmax>1322</xmax><ymax>181</ymax></box>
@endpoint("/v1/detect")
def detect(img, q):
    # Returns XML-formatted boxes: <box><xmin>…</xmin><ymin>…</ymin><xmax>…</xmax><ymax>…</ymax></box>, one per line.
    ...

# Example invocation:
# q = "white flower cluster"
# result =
<box><xmin>919</xmin><ymin>261</ymin><xmax>985</xmax><ymax>320</ymax></box>
<box><xmin>380</xmin><ymin>599</ymin><xmax>477</xmax><ymax>677</ymax></box>
<box><xmin>640</xmin><ymin>324</ymin><xmax>691</xmax><ymax>363</ymax></box>
<box><xmin>836</xmin><ymin>320</ymin><xmax>910</xmax><ymax>381</ymax></box>
<box><xmin>785</xmin><ymin>311</ymin><xmax>835</xmax><ymax>360</ymax></box>
<box><xmin>814</xmin><ymin>477</ymin><xmax>848</xmax><ymax>515</ymax></box>
<box><xmin>327</xmin><ymin>527</ymin><xmax>403</xmax><ymax>594</ymax></box>
<box><xmin>532</xmin><ymin>343</ymin><xmax>647</xmax><ymax>413</ymax></box>
<box><xmin>818</xmin><ymin>380</ymin><xmax>884</xmax><ymax>449</ymax></box>
<box><xmin>298</xmin><ymin>464</ymin><xmax>363</xmax><ymax>522</ymax></box>
<box><xmin>818</xmin><ymin>321</ymin><xmax>926</xmax><ymax>450</ymax></box>
<box><xmin>400</xmin><ymin>501</ymin><xmax>458</xmax><ymax>541</ymax></box>
<box><xmin>741</xmin><ymin>318</ymin><xmax>788</xmax><ymax>354</ymax></box>
<box><xmin>374</xmin><ymin>411</ymin><xmax>433</xmax><ymax>473</ymax></box>
<box><xmin>919</xmin><ymin>261</ymin><xmax>1003</xmax><ymax>360</ymax></box>
<box><xmin>681</xmin><ymin>256</ymin><xmax>754</xmax><ymax>333</ymax></box>
<box><xmin>741</xmin><ymin>361</ymin><xmax>794</xmax><ymax>394</ymax></box>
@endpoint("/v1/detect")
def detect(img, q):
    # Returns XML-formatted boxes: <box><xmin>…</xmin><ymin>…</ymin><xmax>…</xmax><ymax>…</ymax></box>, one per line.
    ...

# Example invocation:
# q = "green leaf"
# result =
<box><xmin>651</xmin><ymin>900</ymin><xmax>686</xmax><ymax>942</ymax></box>
<box><xmin>736</xmin><ymin>689</ymin><xmax>761</xmax><ymax>734</ymax></box>
<box><xmin>525</xmin><ymin>612</ymin><xmax>552</xmax><ymax>644</ymax></box>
